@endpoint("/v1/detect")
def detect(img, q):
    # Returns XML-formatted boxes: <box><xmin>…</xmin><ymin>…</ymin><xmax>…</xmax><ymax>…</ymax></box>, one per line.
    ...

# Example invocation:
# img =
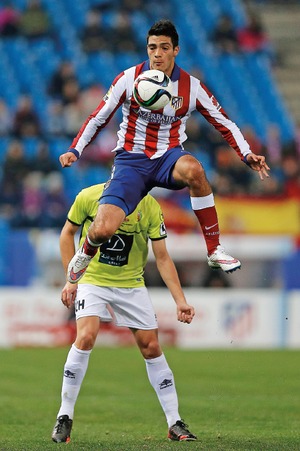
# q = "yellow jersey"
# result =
<box><xmin>67</xmin><ymin>184</ymin><xmax>167</xmax><ymax>287</ymax></box>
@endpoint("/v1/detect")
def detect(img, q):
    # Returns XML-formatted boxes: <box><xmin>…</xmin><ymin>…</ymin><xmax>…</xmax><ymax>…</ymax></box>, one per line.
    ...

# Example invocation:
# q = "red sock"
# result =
<box><xmin>82</xmin><ymin>237</ymin><xmax>99</xmax><ymax>257</ymax></box>
<box><xmin>193</xmin><ymin>206</ymin><xmax>220</xmax><ymax>255</ymax></box>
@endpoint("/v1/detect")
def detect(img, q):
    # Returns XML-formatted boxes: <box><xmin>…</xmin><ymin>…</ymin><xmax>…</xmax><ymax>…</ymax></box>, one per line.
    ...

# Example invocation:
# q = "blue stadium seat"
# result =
<box><xmin>218</xmin><ymin>54</ymin><xmax>269</xmax><ymax>139</ymax></box>
<box><xmin>215</xmin><ymin>0</ymin><xmax>247</xmax><ymax>28</ymax></box>
<box><xmin>23</xmin><ymin>137</ymin><xmax>40</xmax><ymax>158</ymax></box>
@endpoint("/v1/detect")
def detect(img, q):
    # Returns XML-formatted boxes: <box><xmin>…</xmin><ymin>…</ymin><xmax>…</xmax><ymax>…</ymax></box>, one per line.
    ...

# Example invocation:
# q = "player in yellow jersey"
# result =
<box><xmin>52</xmin><ymin>183</ymin><xmax>197</xmax><ymax>444</ymax></box>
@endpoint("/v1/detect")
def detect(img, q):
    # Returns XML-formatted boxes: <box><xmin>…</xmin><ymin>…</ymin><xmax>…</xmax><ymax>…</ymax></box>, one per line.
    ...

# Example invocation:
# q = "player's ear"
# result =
<box><xmin>174</xmin><ymin>46</ymin><xmax>180</xmax><ymax>57</ymax></box>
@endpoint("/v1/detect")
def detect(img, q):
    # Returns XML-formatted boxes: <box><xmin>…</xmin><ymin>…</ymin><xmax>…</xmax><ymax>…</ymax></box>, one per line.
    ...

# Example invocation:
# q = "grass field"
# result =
<box><xmin>0</xmin><ymin>347</ymin><xmax>299</xmax><ymax>451</ymax></box>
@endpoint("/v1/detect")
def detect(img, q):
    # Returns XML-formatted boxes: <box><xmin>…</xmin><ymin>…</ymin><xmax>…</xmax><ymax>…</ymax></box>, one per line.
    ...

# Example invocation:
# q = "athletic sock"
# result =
<box><xmin>145</xmin><ymin>354</ymin><xmax>180</xmax><ymax>428</ymax></box>
<box><xmin>82</xmin><ymin>236</ymin><xmax>100</xmax><ymax>257</ymax></box>
<box><xmin>57</xmin><ymin>344</ymin><xmax>92</xmax><ymax>419</ymax></box>
<box><xmin>191</xmin><ymin>193</ymin><xmax>220</xmax><ymax>255</ymax></box>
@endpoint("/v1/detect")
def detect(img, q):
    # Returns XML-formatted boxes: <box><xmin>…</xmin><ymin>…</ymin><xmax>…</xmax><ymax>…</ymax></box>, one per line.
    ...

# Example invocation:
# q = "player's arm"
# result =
<box><xmin>195</xmin><ymin>81</ymin><xmax>270</xmax><ymax>180</ymax></box>
<box><xmin>59</xmin><ymin>73</ymin><xmax>127</xmax><ymax>167</ymax></box>
<box><xmin>60</xmin><ymin>220</ymin><xmax>80</xmax><ymax>308</ymax></box>
<box><xmin>151</xmin><ymin>239</ymin><xmax>195</xmax><ymax>324</ymax></box>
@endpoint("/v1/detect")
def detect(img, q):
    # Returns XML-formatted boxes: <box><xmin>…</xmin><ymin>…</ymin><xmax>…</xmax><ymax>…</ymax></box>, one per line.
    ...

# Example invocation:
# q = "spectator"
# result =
<box><xmin>61</xmin><ymin>78</ymin><xmax>81</xmax><ymax>106</ymax></box>
<box><xmin>47</xmin><ymin>100</ymin><xmax>66</xmax><ymax>137</ymax></box>
<box><xmin>0</xmin><ymin>1</ymin><xmax>20</xmax><ymax>37</ymax></box>
<box><xmin>63</xmin><ymin>99</ymin><xmax>86</xmax><ymax>138</ymax></box>
<box><xmin>12</xmin><ymin>95</ymin><xmax>41</xmax><ymax>138</ymax></box>
<box><xmin>281</xmin><ymin>152</ymin><xmax>300</xmax><ymax>199</ymax></box>
<box><xmin>212</xmin><ymin>14</ymin><xmax>239</xmax><ymax>54</ymax></box>
<box><xmin>30</xmin><ymin>141</ymin><xmax>60</xmax><ymax>174</ymax></box>
<box><xmin>18</xmin><ymin>171</ymin><xmax>44</xmax><ymax>227</ymax></box>
<box><xmin>110</xmin><ymin>10</ymin><xmax>142</xmax><ymax>53</ymax></box>
<box><xmin>0</xmin><ymin>178</ymin><xmax>20</xmax><ymax>223</ymax></box>
<box><xmin>80</xmin><ymin>8</ymin><xmax>108</xmax><ymax>53</ymax></box>
<box><xmin>0</xmin><ymin>98</ymin><xmax>12</xmax><ymax>136</ymax></box>
<box><xmin>61</xmin><ymin>82</ymin><xmax>86</xmax><ymax>138</ymax></box>
<box><xmin>41</xmin><ymin>172</ymin><xmax>69</xmax><ymax>228</ymax></box>
<box><xmin>48</xmin><ymin>61</ymin><xmax>78</xmax><ymax>101</ymax></box>
<box><xmin>0</xmin><ymin>139</ymin><xmax>29</xmax><ymax>224</ymax></box>
<box><xmin>62</xmin><ymin>83</ymin><xmax>106</xmax><ymax>139</ymax></box>
<box><xmin>265</xmin><ymin>124</ymin><xmax>282</xmax><ymax>164</ymax></box>
<box><xmin>212</xmin><ymin>145</ymin><xmax>252</xmax><ymax>196</ymax></box>
<box><xmin>19</xmin><ymin>0</ymin><xmax>51</xmax><ymax>40</ymax></box>
<box><xmin>237</xmin><ymin>11</ymin><xmax>274</xmax><ymax>60</ymax></box>
<box><xmin>80</xmin><ymin>83</ymin><xmax>105</xmax><ymax>118</ymax></box>
<box><xmin>1</xmin><ymin>139</ymin><xmax>30</xmax><ymax>189</ymax></box>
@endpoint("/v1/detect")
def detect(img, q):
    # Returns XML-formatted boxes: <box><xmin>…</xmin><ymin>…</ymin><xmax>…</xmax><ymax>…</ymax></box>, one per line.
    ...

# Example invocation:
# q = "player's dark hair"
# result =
<box><xmin>147</xmin><ymin>19</ymin><xmax>179</xmax><ymax>48</ymax></box>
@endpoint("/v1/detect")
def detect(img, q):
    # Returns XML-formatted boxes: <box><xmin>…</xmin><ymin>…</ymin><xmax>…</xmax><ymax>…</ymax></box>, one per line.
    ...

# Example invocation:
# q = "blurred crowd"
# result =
<box><xmin>0</xmin><ymin>0</ymin><xmax>299</xmax><ymax>232</ymax></box>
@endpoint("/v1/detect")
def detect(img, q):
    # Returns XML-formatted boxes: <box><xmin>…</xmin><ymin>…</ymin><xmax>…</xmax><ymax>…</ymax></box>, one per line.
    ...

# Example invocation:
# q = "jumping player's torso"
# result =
<box><xmin>70</xmin><ymin>61</ymin><xmax>250</xmax><ymax>161</ymax></box>
<box><xmin>116</xmin><ymin>62</ymin><xmax>194</xmax><ymax>158</ymax></box>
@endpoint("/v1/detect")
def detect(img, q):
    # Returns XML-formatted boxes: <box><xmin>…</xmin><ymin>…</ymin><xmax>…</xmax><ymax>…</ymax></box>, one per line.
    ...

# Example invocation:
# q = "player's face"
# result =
<box><xmin>147</xmin><ymin>35</ymin><xmax>179</xmax><ymax>77</ymax></box>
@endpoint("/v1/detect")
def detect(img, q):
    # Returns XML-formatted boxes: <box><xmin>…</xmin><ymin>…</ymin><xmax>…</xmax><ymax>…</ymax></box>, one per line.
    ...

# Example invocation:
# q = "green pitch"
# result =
<box><xmin>0</xmin><ymin>347</ymin><xmax>299</xmax><ymax>450</ymax></box>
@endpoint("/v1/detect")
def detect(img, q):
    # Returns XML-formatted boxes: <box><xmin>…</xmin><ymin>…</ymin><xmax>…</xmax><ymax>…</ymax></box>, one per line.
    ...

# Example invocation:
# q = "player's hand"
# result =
<box><xmin>245</xmin><ymin>153</ymin><xmax>270</xmax><ymax>180</ymax></box>
<box><xmin>59</xmin><ymin>151</ymin><xmax>78</xmax><ymax>168</ymax></box>
<box><xmin>61</xmin><ymin>281</ymin><xmax>77</xmax><ymax>308</ymax></box>
<box><xmin>177</xmin><ymin>302</ymin><xmax>195</xmax><ymax>324</ymax></box>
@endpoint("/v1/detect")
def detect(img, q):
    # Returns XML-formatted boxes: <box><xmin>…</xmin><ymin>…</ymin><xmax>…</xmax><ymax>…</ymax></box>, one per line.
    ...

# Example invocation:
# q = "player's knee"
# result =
<box><xmin>75</xmin><ymin>331</ymin><xmax>96</xmax><ymax>350</ymax></box>
<box><xmin>176</xmin><ymin>156</ymin><xmax>207</xmax><ymax>188</ymax></box>
<box><xmin>188</xmin><ymin>160</ymin><xmax>206</xmax><ymax>186</ymax></box>
<box><xmin>89</xmin><ymin>221</ymin><xmax>114</xmax><ymax>244</ymax></box>
<box><xmin>142</xmin><ymin>340</ymin><xmax>161</xmax><ymax>359</ymax></box>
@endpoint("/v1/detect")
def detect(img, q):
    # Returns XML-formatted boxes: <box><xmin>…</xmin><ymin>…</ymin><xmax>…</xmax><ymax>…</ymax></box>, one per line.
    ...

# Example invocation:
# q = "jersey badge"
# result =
<box><xmin>137</xmin><ymin>210</ymin><xmax>142</xmax><ymax>222</ymax></box>
<box><xmin>171</xmin><ymin>96</ymin><xmax>183</xmax><ymax>110</ymax></box>
<box><xmin>160</xmin><ymin>222</ymin><xmax>167</xmax><ymax>236</ymax></box>
<box><xmin>103</xmin><ymin>85</ymin><xmax>112</xmax><ymax>101</ymax></box>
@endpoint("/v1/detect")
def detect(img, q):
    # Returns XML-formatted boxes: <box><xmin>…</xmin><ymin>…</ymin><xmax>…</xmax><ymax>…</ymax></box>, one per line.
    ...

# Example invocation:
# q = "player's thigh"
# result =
<box><xmin>99</xmin><ymin>164</ymin><xmax>149</xmax><ymax>216</ymax></box>
<box><xmin>172</xmin><ymin>153</ymin><xmax>204</xmax><ymax>185</ymax></box>
<box><xmin>75</xmin><ymin>315</ymin><xmax>100</xmax><ymax>349</ymax></box>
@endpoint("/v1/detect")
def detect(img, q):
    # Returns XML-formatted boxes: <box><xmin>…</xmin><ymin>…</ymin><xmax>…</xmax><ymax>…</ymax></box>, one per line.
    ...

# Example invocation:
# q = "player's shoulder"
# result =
<box><xmin>176</xmin><ymin>63</ymin><xmax>201</xmax><ymax>84</ymax></box>
<box><xmin>124</xmin><ymin>61</ymin><xmax>147</xmax><ymax>79</ymax></box>
<box><xmin>76</xmin><ymin>184</ymin><xmax>105</xmax><ymax>202</ymax></box>
<box><xmin>139</xmin><ymin>194</ymin><xmax>162</xmax><ymax>215</ymax></box>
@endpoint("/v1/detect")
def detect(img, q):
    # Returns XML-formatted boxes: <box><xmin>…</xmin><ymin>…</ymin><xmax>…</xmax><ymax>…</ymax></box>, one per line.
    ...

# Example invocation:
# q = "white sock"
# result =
<box><xmin>87</xmin><ymin>235</ymin><xmax>100</xmax><ymax>247</ymax></box>
<box><xmin>190</xmin><ymin>193</ymin><xmax>215</xmax><ymax>210</ymax></box>
<box><xmin>145</xmin><ymin>354</ymin><xmax>180</xmax><ymax>428</ymax></box>
<box><xmin>57</xmin><ymin>344</ymin><xmax>91</xmax><ymax>420</ymax></box>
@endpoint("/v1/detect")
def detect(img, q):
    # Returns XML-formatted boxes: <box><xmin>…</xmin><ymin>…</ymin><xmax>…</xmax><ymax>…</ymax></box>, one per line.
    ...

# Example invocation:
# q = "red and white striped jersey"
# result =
<box><xmin>71</xmin><ymin>61</ymin><xmax>251</xmax><ymax>160</ymax></box>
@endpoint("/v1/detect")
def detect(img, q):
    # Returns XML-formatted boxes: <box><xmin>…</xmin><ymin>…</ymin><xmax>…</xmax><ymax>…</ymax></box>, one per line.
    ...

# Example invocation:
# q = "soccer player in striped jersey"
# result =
<box><xmin>51</xmin><ymin>183</ymin><xmax>197</xmax><ymax>443</ymax></box>
<box><xmin>59</xmin><ymin>19</ymin><xmax>270</xmax><ymax>284</ymax></box>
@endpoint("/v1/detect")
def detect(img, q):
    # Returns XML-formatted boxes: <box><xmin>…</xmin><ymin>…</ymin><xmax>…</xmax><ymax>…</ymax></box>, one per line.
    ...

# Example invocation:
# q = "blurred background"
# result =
<box><xmin>0</xmin><ymin>0</ymin><xmax>299</xmax><ymax>348</ymax></box>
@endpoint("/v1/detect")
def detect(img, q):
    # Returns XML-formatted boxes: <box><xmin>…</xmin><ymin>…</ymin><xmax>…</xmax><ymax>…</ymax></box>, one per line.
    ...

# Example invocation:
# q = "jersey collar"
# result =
<box><xmin>142</xmin><ymin>61</ymin><xmax>180</xmax><ymax>82</ymax></box>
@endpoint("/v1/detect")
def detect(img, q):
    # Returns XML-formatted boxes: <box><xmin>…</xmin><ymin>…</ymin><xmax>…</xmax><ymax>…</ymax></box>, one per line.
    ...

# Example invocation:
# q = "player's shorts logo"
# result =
<box><xmin>171</xmin><ymin>96</ymin><xmax>183</xmax><ymax>110</ymax></box>
<box><xmin>104</xmin><ymin>179</ymin><xmax>111</xmax><ymax>190</ymax></box>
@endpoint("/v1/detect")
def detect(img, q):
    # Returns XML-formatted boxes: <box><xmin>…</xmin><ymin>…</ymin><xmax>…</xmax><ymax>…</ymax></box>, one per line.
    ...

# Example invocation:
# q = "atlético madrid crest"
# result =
<box><xmin>171</xmin><ymin>96</ymin><xmax>183</xmax><ymax>110</ymax></box>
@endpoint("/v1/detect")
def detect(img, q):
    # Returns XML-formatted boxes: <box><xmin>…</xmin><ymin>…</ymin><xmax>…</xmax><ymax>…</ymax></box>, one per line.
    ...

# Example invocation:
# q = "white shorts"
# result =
<box><xmin>75</xmin><ymin>284</ymin><xmax>158</xmax><ymax>330</ymax></box>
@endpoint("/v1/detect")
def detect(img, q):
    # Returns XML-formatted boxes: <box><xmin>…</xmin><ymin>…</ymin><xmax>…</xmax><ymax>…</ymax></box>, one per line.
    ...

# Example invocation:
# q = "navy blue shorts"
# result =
<box><xmin>99</xmin><ymin>147</ymin><xmax>191</xmax><ymax>215</ymax></box>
